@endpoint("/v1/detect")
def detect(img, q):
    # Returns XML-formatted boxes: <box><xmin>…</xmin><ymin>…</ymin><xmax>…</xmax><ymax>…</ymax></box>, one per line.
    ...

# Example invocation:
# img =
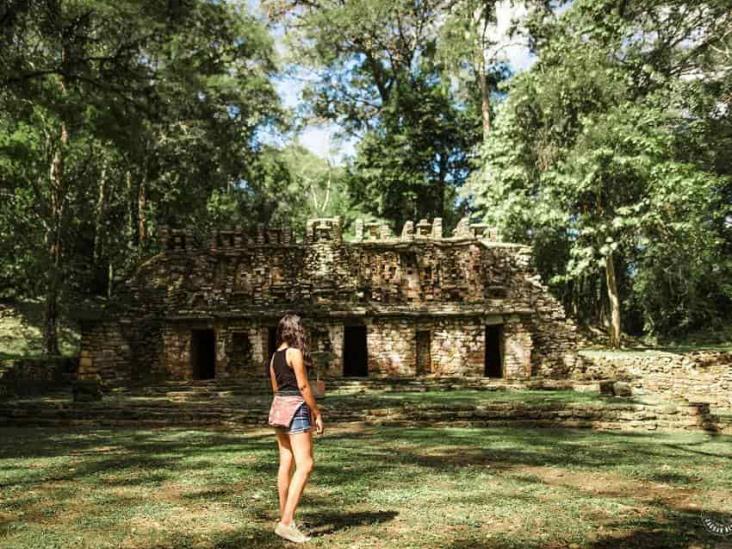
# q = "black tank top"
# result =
<box><xmin>272</xmin><ymin>348</ymin><xmax>299</xmax><ymax>392</ymax></box>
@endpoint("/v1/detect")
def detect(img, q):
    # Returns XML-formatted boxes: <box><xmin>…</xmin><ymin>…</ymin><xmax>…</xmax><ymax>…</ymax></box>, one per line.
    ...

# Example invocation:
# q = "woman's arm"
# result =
<box><xmin>288</xmin><ymin>348</ymin><xmax>321</xmax><ymax>417</ymax></box>
<box><xmin>269</xmin><ymin>354</ymin><xmax>278</xmax><ymax>394</ymax></box>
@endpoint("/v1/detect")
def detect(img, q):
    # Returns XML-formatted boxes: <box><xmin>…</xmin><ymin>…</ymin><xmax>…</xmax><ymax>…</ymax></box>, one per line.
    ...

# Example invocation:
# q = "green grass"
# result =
<box><xmin>579</xmin><ymin>322</ymin><xmax>732</xmax><ymax>355</ymax></box>
<box><xmin>0</xmin><ymin>300</ymin><xmax>79</xmax><ymax>358</ymax></box>
<box><xmin>1</xmin><ymin>424</ymin><xmax>730</xmax><ymax>548</ymax></box>
<box><xmin>5</xmin><ymin>387</ymin><xmax>642</xmax><ymax>411</ymax></box>
<box><xmin>578</xmin><ymin>347</ymin><xmax>732</xmax><ymax>359</ymax></box>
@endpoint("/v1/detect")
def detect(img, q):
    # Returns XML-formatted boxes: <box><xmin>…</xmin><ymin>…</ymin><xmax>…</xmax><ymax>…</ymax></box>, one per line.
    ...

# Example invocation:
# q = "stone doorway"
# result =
<box><xmin>343</xmin><ymin>325</ymin><xmax>368</xmax><ymax>377</ymax></box>
<box><xmin>415</xmin><ymin>330</ymin><xmax>432</xmax><ymax>375</ymax></box>
<box><xmin>484</xmin><ymin>324</ymin><xmax>503</xmax><ymax>378</ymax></box>
<box><xmin>191</xmin><ymin>329</ymin><xmax>216</xmax><ymax>380</ymax></box>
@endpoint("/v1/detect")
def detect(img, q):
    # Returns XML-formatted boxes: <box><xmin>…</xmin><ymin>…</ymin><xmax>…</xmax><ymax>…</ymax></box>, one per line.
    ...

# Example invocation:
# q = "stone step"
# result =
<box><xmin>0</xmin><ymin>397</ymin><xmax>692</xmax><ymax>413</ymax></box>
<box><xmin>1</xmin><ymin>396</ymin><xmax>725</xmax><ymax>432</ymax></box>
<box><xmin>100</xmin><ymin>378</ymin><xmax>587</xmax><ymax>400</ymax></box>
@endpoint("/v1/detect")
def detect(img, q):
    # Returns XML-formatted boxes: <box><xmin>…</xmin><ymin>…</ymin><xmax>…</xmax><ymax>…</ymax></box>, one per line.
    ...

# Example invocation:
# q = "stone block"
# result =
<box><xmin>73</xmin><ymin>379</ymin><xmax>103</xmax><ymax>402</ymax></box>
<box><xmin>599</xmin><ymin>380</ymin><xmax>615</xmax><ymax>395</ymax></box>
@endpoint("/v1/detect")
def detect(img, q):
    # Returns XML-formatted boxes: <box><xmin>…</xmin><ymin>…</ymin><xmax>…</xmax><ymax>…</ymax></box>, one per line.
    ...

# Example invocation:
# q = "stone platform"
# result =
<box><xmin>1</xmin><ymin>379</ymin><xmax>728</xmax><ymax>434</ymax></box>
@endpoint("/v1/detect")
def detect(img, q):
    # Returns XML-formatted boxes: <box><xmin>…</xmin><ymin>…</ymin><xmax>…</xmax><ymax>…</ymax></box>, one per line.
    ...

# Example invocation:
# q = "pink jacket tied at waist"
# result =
<box><xmin>268</xmin><ymin>394</ymin><xmax>305</xmax><ymax>428</ymax></box>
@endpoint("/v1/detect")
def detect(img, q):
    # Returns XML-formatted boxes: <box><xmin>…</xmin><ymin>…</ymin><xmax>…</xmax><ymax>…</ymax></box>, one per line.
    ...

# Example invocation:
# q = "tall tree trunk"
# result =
<box><xmin>474</xmin><ymin>6</ymin><xmax>491</xmax><ymax>141</ymax></box>
<box><xmin>597</xmin><ymin>275</ymin><xmax>606</xmax><ymax>329</ymax></box>
<box><xmin>437</xmin><ymin>154</ymin><xmax>447</xmax><ymax>219</ymax></box>
<box><xmin>125</xmin><ymin>169</ymin><xmax>134</xmax><ymax>245</ymax></box>
<box><xmin>44</xmin><ymin>118</ymin><xmax>67</xmax><ymax>356</ymax></box>
<box><xmin>138</xmin><ymin>176</ymin><xmax>147</xmax><ymax>245</ymax></box>
<box><xmin>605</xmin><ymin>251</ymin><xmax>622</xmax><ymax>347</ymax></box>
<box><xmin>93</xmin><ymin>161</ymin><xmax>108</xmax><ymax>264</ymax></box>
<box><xmin>478</xmin><ymin>64</ymin><xmax>491</xmax><ymax>140</ymax></box>
<box><xmin>44</xmin><ymin>52</ymin><xmax>69</xmax><ymax>356</ymax></box>
<box><xmin>107</xmin><ymin>262</ymin><xmax>113</xmax><ymax>299</ymax></box>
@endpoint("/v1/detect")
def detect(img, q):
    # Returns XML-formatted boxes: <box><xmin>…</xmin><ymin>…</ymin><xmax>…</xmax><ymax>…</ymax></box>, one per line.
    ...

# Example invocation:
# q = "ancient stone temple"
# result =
<box><xmin>76</xmin><ymin>216</ymin><xmax>582</xmax><ymax>386</ymax></box>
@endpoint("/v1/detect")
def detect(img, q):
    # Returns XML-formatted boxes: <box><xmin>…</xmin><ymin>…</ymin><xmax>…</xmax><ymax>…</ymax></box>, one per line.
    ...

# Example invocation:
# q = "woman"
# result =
<box><xmin>269</xmin><ymin>313</ymin><xmax>325</xmax><ymax>544</ymax></box>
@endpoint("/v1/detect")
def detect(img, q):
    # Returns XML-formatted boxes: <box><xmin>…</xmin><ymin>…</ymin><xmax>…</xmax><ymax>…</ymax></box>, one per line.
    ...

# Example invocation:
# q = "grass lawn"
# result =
<box><xmin>1</xmin><ymin>424</ymin><xmax>731</xmax><ymax>548</ymax></box>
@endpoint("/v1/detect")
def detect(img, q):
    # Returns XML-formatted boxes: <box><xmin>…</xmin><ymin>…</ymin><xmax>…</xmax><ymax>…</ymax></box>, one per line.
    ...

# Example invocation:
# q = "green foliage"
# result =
<box><xmin>468</xmin><ymin>0</ymin><xmax>732</xmax><ymax>337</ymax></box>
<box><xmin>0</xmin><ymin>1</ymin><xmax>284</xmax><ymax>350</ymax></box>
<box><xmin>346</xmin><ymin>77</ymin><xmax>478</xmax><ymax>229</ymax></box>
<box><xmin>2</xmin><ymin>0</ymin><xmax>730</xmax><ymax>346</ymax></box>
<box><xmin>203</xmin><ymin>143</ymin><xmax>364</xmax><ymax>237</ymax></box>
<box><xmin>270</xmin><ymin>0</ymin><xmax>483</xmax><ymax>230</ymax></box>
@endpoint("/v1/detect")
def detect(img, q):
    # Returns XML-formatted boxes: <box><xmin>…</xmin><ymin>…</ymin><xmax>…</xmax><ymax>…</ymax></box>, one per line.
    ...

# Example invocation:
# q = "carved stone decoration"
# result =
<box><xmin>401</xmin><ymin>220</ymin><xmax>414</xmax><ymax>241</ymax></box>
<box><xmin>415</xmin><ymin>219</ymin><xmax>431</xmax><ymax>238</ymax></box>
<box><xmin>431</xmin><ymin>218</ymin><xmax>442</xmax><ymax>239</ymax></box>
<box><xmin>77</xmin><ymin>216</ymin><xmax>583</xmax><ymax>387</ymax></box>
<box><xmin>452</xmin><ymin>217</ymin><xmax>471</xmax><ymax>238</ymax></box>
<box><xmin>354</xmin><ymin>219</ymin><xmax>364</xmax><ymax>241</ymax></box>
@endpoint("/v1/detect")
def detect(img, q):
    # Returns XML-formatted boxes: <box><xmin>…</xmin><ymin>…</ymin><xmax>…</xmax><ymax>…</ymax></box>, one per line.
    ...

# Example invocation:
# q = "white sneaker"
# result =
<box><xmin>275</xmin><ymin>520</ymin><xmax>312</xmax><ymax>543</ymax></box>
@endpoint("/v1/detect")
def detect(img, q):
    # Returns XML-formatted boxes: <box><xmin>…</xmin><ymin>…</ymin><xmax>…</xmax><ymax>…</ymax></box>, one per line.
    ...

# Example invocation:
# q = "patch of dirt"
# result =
<box><xmin>516</xmin><ymin>465</ymin><xmax>729</xmax><ymax>510</ymax></box>
<box><xmin>69</xmin><ymin>445</ymin><xmax>129</xmax><ymax>456</ymax></box>
<box><xmin>126</xmin><ymin>515</ymin><xmax>165</xmax><ymax>531</ymax></box>
<box><xmin>1</xmin><ymin>485</ymin><xmax>97</xmax><ymax>528</ymax></box>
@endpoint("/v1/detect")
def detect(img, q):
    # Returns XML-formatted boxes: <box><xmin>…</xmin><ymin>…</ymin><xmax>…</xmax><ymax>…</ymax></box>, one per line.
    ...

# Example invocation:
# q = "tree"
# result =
<box><xmin>266</xmin><ymin>0</ymin><xmax>482</xmax><ymax>230</ymax></box>
<box><xmin>0</xmin><ymin>0</ymin><xmax>282</xmax><ymax>353</ymax></box>
<box><xmin>467</xmin><ymin>0</ymin><xmax>732</xmax><ymax>344</ymax></box>
<box><xmin>205</xmin><ymin>143</ymin><xmax>361</xmax><ymax>236</ymax></box>
<box><xmin>437</xmin><ymin>0</ymin><xmax>530</xmax><ymax>141</ymax></box>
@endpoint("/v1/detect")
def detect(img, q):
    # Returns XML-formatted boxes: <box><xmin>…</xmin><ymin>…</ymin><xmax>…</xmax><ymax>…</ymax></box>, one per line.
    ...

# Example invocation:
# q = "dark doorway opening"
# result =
<box><xmin>343</xmin><ymin>325</ymin><xmax>368</xmax><ymax>377</ymax></box>
<box><xmin>267</xmin><ymin>326</ymin><xmax>277</xmax><ymax>359</ymax></box>
<box><xmin>484</xmin><ymin>325</ymin><xmax>503</xmax><ymax>378</ymax></box>
<box><xmin>262</xmin><ymin>327</ymin><xmax>279</xmax><ymax>378</ymax></box>
<box><xmin>191</xmin><ymin>329</ymin><xmax>216</xmax><ymax>380</ymax></box>
<box><xmin>415</xmin><ymin>331</ymin><xmax>431</xmax><ymax>375</ymax></box>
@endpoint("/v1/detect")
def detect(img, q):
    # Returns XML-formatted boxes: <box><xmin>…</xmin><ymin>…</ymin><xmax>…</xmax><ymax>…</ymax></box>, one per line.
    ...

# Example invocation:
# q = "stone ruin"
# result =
<box><xmin>75</xmin><ymin>216</ymin><xmax>583</xmax><ymax>386</ymax></box>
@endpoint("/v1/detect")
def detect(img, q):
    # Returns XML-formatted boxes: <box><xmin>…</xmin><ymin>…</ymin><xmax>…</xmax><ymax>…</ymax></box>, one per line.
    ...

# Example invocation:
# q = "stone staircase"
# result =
<box><xmin>0</xmin><ymin>379</ymin><xmax>728</xmax><ymax>433</ymax></box>
<box><xmin>104</xmin><ymin>376</ymin><xmax>586</xmax><ymax>397</ymax></box>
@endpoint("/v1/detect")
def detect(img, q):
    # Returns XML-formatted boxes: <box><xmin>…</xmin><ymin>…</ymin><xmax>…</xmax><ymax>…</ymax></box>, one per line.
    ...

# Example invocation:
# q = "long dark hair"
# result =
<box><xmin>276</xmin><ymin>312</ymin><xmax>313</xmax><ymax>371</ymax></box>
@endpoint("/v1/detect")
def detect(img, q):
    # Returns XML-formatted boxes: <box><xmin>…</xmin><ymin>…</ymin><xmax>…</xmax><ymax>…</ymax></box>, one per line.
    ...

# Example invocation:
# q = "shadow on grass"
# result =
<box><xmin>300</xmin><ymin>509</ymin><xmax>399</xmax><ymax>536</ymax></box>
<box><xmin>443</xmin><ymin>496</ymin><xmax>732</xmax><ymax>548</ymax></box>
<box><xmin>129</xmin><ymin>509</ymin><xmax>395</xmax><ymax>549</ymax></box>
<box><xmin>586</xmin><ymin>507</ymin><xmax>732</xmax><ymax>548</ymax></box>
<box><xmin>2</xmin><ymin>425</ymin><xmax>730</xmax><ymax>483</ymax></box>
<box><xmin>1</xmin><ymin>424</ymin><xmax>731</xmax><ymax>547</ymax></box>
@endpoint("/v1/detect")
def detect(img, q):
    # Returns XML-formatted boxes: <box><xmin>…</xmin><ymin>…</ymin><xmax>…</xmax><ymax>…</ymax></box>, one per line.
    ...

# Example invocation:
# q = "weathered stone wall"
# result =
<box><xmin>503</xmin><ymin>316</ymin><xmax>534</xmax><ymax>379</ymax></box>
<box><xmin>367</xmin><ymin>318</ymin><xmax>417</xmax><ymax>377</ymax></box>
<box><xmin>0</xmin><ymin>356</ymin><xmax>77</xmax><ymax>398</ymax></box>
<box><xmin>76</xmin><ymin>216</ymin><xmax>584</xmax><ymax>386</ymax></box>
<box><xmin>574</xmin><ymin>350</ymin><xmax>732</xmax><ymax>411</ymax></box>
<box><xmin>78</xmin><ymin>321</ymin><xmax>134</xmax><ymax>384</ymax></box>
<box><xmin>308</xmin><ymin>321</ymin><xmax>344</xmax><ymax>377</ymax></box>
<box><xmin>161</xmin><ymin>324</ymin><xmax>190</xmax><ymax>380</ymax></box>
<box><xmin>428</xmin><ymin>319</ymin><xmax>483</xmax><ymax>376</ymax></box>
<box><xmin>77</xmin><ymin>313</ymin><xmax>163</xmax><ymax>385</ymax></box>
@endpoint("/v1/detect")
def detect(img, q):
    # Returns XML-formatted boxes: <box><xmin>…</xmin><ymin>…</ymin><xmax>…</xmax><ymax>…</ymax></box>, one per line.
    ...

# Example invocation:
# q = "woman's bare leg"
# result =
<box><xmin>280</xmin><ymin>429</ymin><xmax>314</xmax><ymax>526</ymax></box>
<box><xmin>275</xmin><ymin>431</ymin><xmax>295</xmax><ymax>520</ymax></box>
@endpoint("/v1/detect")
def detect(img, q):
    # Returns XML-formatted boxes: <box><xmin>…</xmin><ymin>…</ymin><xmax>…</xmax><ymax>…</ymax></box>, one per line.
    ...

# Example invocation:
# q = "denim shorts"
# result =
<box><xmin>274</xmin><ymin>391</ymin><xmax>313</xmax><ymax>434</ymax></box>
<box><xmin>288</xmin><ymin>402</ymin><xmax>314</xmax><ymax>434</ymax></box>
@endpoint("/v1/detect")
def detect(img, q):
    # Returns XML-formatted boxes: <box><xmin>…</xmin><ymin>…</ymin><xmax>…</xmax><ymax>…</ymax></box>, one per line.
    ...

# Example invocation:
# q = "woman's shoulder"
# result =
<box><xmin>285</xmin><ymin>346</ymin><xmax>304</xmax><ymax>365</ymax></box>
<box><xmin>285</xmin><ymin>346</ymin><xmax>304</xmax><ymax>359</ymax></box>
